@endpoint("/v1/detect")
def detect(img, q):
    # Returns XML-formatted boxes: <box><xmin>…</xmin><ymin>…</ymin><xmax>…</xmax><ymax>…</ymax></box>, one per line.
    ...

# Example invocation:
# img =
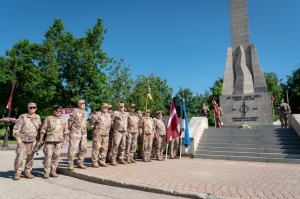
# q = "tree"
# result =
<box><xmin>286</xmin><ymin>68</ymin><xmax>300</xmax><ymax>113</ymax></box>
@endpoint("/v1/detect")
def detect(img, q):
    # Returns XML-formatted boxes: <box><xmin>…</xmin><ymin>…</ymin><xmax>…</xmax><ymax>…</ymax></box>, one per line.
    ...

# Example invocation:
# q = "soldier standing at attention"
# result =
<box><xmin>136</xmin><ymin>110</ymin><xmax>144</xmax><ymax>159</ymax></box>
<box><xmin>38</xmin><ymin>106</ymin><xmax>68</xmax><ymax>178</ymax></box>
<box><xmin>106</xmin><ymin>104</ymin><xmax>114</xmax><ymax>163</ymax></box>
<box><xmin>13</xmin><ymin>103</ymin><xmax>41</xmax><ymax>180</ymax></box>
<box><xmin>110</xmin><ymin>103</ymin><xmax>129</xmax><ymax>166</ymax></box>
<box><xmin>90</xmin><ymin>103</ymin><xmax>111</xmax><ymax>168</ymax></box>
<box><xmin>67</xmin><ymin>99</ymin><xmax>88</xmax><ymax>170</ymax></box>
<box><xmin>125</xmin><ymin>103</ymin><xmax>139</xmax><ymax>164</ymax></box>
<box><xmin>142</xmin><ymin>109</ymin><xmax>154</xmax><ymax>162</ymax></box>
<box><xmin>153</xmin><ymin>111</ymin><xmax>166</xmax><ymax>161</ymax></box>
<box><xmin>199</xmin><ymin>102</ymin><xmax>209</xmax><ymax>117</ymax></box>
<box><xmin>276</xmin><ymin>98</ymin><xmax>291</xmax><ymax>128</ymax></box>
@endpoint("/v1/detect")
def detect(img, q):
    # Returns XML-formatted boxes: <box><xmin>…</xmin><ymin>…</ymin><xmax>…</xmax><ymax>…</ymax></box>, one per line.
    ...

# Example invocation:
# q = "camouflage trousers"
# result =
<box><xmin>14</xmin><ymin>141</ymin><xmax>36</xmax><ymax>174</ymax></box>
<box><xmin>143</xmin><ymin>134</ymin><xmax>154</xmax><ymax>159</ymax></box>
<box><xmin>169</xmin><ymin>137</ymin><xmax>180</xmax><ymax>158</ymax></box>
<box><xmin>67</xmin><ymin>133</ymin><xmax>87</xmax><ymax>165</ymax></box>
<box><xmin>137</xmin><ymin>129</ymin><xmax>143</xmax><ymax>157</ymax></box>
<box><xmin>280</xmin><ymin>113</ymin><xmax>289</xmax><ymax>128</ymax></box>
<box><xmin>110</xmin><ymin>130</ymin><xmax>127</xmax><ymax>161</ymax></box>
<box><xmin>91</xmin><ymin>134</ymin><xmax>109</xmax><ymax>163</ymax></box>
<box><xmin>125</xmin><ymin>132</ymin><xmax>138</xmax><ymax>160</ymax></box>
<box><xmin>43</xmin><ymin>142</ymin><xmax>62</xmax><ymax>173</ymax></box>
<box><xmin>154</xmin><ymin>135</ymin><xmax>165</xmax><ymax>158</ymax></box>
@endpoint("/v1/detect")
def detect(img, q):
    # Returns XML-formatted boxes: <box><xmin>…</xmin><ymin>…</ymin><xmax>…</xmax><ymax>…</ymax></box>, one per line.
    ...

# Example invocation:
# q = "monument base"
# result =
<box><xmin>220</xmin><ymin>92</ymin><xmax>273</xmax><ymax>125</ymax></box>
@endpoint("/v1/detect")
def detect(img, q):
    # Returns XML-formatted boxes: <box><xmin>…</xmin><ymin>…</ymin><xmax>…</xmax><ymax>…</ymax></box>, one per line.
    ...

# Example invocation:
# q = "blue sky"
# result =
<box><xmin>1</xmin><ymin>0</ymin><xmax>300</xmax><ymax>95</ymax></box>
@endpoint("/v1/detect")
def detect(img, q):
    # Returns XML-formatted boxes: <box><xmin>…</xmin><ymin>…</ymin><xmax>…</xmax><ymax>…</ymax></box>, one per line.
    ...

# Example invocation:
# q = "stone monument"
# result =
<box><xmin>220</xmin><ymin>0</ymin><xmax>273</xmax><ymax>125</ymax></box>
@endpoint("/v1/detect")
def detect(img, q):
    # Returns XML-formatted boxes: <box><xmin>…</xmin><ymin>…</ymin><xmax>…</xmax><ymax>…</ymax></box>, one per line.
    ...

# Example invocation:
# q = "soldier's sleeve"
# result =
<box><xmin>37</xmin><ymin>115</ymin><xmax>42</xmax><ymax>131</ymax></box>
<box><xmin>40</xmin><ymin>117</ymin><xmax>49</xmax><ymax>134</ymax></box>
<box><xmin>68</xmin><ymin>109</ymin><xmax>76</xmax><ymax>130</ymax></box>
<box><xmin>63</xmin><ymin>118</ymin><xmax>68</xmax><ymax>135</ymax></box>
<box><xmin>13</xmin><ymin>115</ymin><xmax>24</xmax><ymax>140</ymax></box>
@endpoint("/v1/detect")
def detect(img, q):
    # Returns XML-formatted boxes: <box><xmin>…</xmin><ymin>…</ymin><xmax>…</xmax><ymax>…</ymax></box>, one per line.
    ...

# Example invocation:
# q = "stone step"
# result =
<box><xmin>199</xmin><ymin>143</ymin><xmax>300</xmax><ymax>149</ymax></box>
<box><xmin>194</xmin><ymin>150</ymin><xmax>300</xmax><ymax>159</ymax></box>
<box><xmin>199</xmin><ymin>139</ymin><xmax>300</xmax><ymax>145</ymax></box>
<box><xmin>196</xmin><ymin>146</ymin><xmax>300</xmax><ymax>154</ymax></box>
<box><xmin>200</xmin><ymin>136</ymin><xmax>298</xmax><ymax>141</ymax></box>
<box><xmin>193</xmin><ymin>154</ymin><xmax>300</xmax><ymax>164</ymax></box>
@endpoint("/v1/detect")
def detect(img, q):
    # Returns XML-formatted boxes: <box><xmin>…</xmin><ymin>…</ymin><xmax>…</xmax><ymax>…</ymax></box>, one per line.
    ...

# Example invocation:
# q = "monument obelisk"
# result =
<box><xmin>220</xmin><ymin>0</ymin><xmax>273</xmax><ymax>125</ymax></box>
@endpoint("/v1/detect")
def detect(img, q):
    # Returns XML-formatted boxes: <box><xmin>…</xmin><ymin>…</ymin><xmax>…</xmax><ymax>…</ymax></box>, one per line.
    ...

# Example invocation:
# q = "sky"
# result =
<box><xmin>1</xmin><ymin>0</ymin><xmax>300</xmax><ymax>95</ymax></box>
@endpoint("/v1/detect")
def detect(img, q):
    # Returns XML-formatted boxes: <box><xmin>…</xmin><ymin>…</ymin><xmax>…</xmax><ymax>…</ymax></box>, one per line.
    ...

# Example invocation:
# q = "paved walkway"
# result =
<box><xmin>57</xmin><ymin>146</ymin><xmax>300</xmax><ymax>199</ymax></box>
<box><xmin>3</xmin><ymin>143</ymin><xmax>300</xmax><ymax>199</ymax></box>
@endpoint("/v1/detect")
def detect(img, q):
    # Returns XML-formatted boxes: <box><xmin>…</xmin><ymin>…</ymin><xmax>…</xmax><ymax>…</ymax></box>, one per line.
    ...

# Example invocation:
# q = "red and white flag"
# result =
<box><xmin>6</xmin><ymin>81</ymin><xmax>17</xmax><ymax>110</ymax></box>
<box><xmin>166</xmin><ymin>99</ymin><xmax>180</xmax><ymax>143</ymax></box>
<box><xmin>212</xmin><ymin>96</ymin><xmax>224</xmax><ymax>128</ymax></box>
<box><xmin>271</xmin><ymin>95</ymin><xmax>274</xmax><ymax>103</ymax></box>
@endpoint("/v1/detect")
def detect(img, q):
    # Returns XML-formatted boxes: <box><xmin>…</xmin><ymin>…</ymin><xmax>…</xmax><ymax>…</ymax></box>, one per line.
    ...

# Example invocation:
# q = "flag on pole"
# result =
<box><xmin>166</xmin><ymin>99</ymin><xmax>180</xmax><ymax>143</ymax></box>
<box><xmin>6</xmin><ymin>81</ymin><xmax>17</xmax><ymax>110</ymax></box>
<box><xmin>271</xmin><ymin>95</ymin><xmax>274</xmax><ymax>103</ymax></box>
<box><xmin>181</xmin><ymin>102</ymin><xmax>190</xmax><ymax>153</ymax></box>
<box><xmin>212</xmin><ymin>96</ymin><xmax>223</xmax><ymax>128</ymax></box>
<box><xmin>146</xmin><ymin>83</ymin><xmax>153</xmax><ymax>101</ymax></box>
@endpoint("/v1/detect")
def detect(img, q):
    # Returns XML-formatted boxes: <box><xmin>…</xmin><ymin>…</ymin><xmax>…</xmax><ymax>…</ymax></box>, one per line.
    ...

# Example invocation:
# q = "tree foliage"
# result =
<box><xmin>286</xmin><ymin>68</ymin><xmax>300</xmax><ymax>113</ymax></box>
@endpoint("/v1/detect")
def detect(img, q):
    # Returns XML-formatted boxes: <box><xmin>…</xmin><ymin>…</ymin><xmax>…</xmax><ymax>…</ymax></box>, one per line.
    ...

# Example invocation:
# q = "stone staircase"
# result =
<box><xmin>194</xmin><ymin>126</ymin><xmax>300</xmax><ymax>164</ymax></box>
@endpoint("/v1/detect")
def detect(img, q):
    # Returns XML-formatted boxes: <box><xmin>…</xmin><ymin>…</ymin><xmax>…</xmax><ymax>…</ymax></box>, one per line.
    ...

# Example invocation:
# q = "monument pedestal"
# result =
<box><xmin>220</xmin><ymin>92</ymin><xmax>273</xmax><ymax>125</ymax></box>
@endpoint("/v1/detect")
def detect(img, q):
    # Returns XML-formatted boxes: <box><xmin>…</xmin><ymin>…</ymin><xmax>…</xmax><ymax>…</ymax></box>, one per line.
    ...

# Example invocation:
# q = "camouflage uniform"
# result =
<box><xmin>40</xmin><ymin>115</ymin><xmax>68</xmax><ymax>174</ymax></box>
<box><xmin>143</xmin><ymin>116</ymin><xmax>154</xmax><ymax>161</ymax></box>
<box><xmin>278</xmin><ymin>102</ymin><xmax>291</xmax><ymax>128</ymax></box>
<box><xmin>110</xmin><ymin>109</ymin><xmax>128</xmax><ymax>163</ymax></box>
<box><xmin>169</xmin><ymin>138</ymin><xmax>180</xmax><ymax>159</ymax></box>
<box><xmin>126</xmin><ymin>112</ymin><xmax>139</xmax><ymax>162</ymax></box>
<box><xmin>137</xmin><ymin>112</ymin><xmax>144</xmax><ymax>158</ymax></box>
<box><xmin>13</xmin><ymin>112</ymin><xmax>41</xmax><ymax>175</ymax></box>
<box><xmin>67</xmin><ymin>108</ymin><xmax>88</xmax><ymax>166</ymax></box>
<box><xmin>90</xmin><ymin>110</ymin><xmax>111</xmax><ymax>165</ymax></box>
<box><xmin>200</xmin><ymin>103</ymin><xmax>209</xmax><ymax>117</ymax></box>
<box><xmin>153</xmin><ymin>117</ymin><xmax>166</xmax><ymax>160</ymax></box>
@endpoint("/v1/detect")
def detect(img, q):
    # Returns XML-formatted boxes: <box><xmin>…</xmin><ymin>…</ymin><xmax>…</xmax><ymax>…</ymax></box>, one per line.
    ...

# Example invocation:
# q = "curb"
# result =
<box><xmin>57</xmin><ymin>167</ymin><xmax>223</xmax><ymax>199</ymax></box>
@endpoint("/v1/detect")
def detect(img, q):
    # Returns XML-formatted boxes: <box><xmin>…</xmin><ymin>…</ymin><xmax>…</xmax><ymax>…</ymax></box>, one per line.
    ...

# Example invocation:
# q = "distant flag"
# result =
<box><xmin>146</xmin><ymin>83</ymin><xmax>153</xmax><ymax>101</ymax></box>
<box><xmin>166</xmin><ymin>99</ymin><xmax>180</xmax><ymax>143</ymax></box>
<box><xmin>6</xmin><ymin>81</ymin><xmax>17</xmax><ymax>110</ymax></box>
<box><xmin>271</xmin><ymin>95</ymin><xmax>274</xmax><ymax>103</ymax></box>
<box><xmin>181</xmin><ymin>102</ymin><xmax>190</xmax><ymax>153</ymax></box>
<box><xmin>212</xmin><ymin>96</ymin><xmax>223</xmax><ymax>128</ymax></box>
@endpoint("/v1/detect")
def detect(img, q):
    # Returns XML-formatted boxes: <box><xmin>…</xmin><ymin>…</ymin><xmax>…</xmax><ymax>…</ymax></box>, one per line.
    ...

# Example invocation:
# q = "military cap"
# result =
<box><xmin>130</xmin><ymin>103</ymin><xmax>136</xmax><ymax>108</ymax></box>
<box><xmin>156</xmin><ymin>111</ymin><xmax>162</xmax><ymax>115</ymax></box>
<box><xmin>119</xmin><ymin>103</ymin><xmax>124</xmax><ymax>107</ymax></box>
<box><xmin>137</xmin><ymin>110</ymin><xmax>143</xmax><ymax>114</ymax></box>
<box><xmin>53</xmin><ymin>105</ymin><xmax>62</xmax><ymax>110</ymax></box>
<box><xmin>28</xmin><ymin>103</ymin><xmax>37</xmax><ymax>108</ymax></box>
<box><xmin>101</xmin><ymin>103</ymin><xmax>109</xmax><ymax>108</ymax></box>
<box><xmin>78</xmin><ymin>99</ymin><xmax>86</xmax><ymax>104</ymax></box>
<box><xmin>146</xmin><ymin>109</ymin><xmax>151</xmax><ymax>113</ymax></box>
<box><xmin>108</xmin><ymin>104</ymin><xmax>112</xmax><ymax>109</ymax></box>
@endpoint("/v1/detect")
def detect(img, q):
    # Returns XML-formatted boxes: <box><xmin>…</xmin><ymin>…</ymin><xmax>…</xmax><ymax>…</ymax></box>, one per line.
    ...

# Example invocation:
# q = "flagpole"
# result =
<box><xmin>165</xmin><ymin>144</ymin><xmax>168</xmax><ymax>161</ymax></box>
<box><xmin>179</xmin><ymin>137</ymin><xmax>182</xmax><ymax>159</ymax></box>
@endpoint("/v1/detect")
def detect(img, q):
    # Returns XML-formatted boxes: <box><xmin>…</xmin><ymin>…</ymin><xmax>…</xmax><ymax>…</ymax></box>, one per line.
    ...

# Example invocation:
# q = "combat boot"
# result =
<box><xmin>43</xmin><ymin>173</ymin><xmax>50</xmax><ymax>179</ymax></box>
<box><xmin>68</xmin><ymin>164</ymin><xmax>75</xmax><ymax>171</ymax></box>
<box><xmin>111</xmin><ymin>160</ymin><xmax>117</xmax><ymax>166</ymax></box>
<box><xmin>143</xmin><ymin>158</ymin><xmax>149</xmax><ymax>162</ymax></box>
<box><xmin>126</xmin><ymin>159</ymin><xmax>131</xmax><ymax>164</ymax></box>
<box><xmin>92</xmin><ymin>162</ymin><xmax>99</xmax><ymax>168</ymax></box>
<box><xmin>13</xmin><ymin>173</ymin><xmax>21</xmax><ymax>180</ymax></box>
<box><xmin>50</xmin><ymin>171</ymin><xmax>58</xmax><ymax>177</ymax></box>
<box><xmin>147</xmin><ymin>157</ymin><xmax>152</xmax><ymax>162</ymax></box>
<box><xmin>24</xmin><ymin>170</ymin><xmax>34</xmax><ymax>179</ymax></box>
<box><xmin>99</xmin><ymin>161</ymin><xmax>108</xmax><ymax>167</ymax></box>
<box><xmin>119</xmin><ymin>159</ymin><xmax>127</xmax><ymax>164</ymax></box>
<box><xmin>157</xmin><ymin>156</ymin><xmax>163</xmax><ymax>161</ymax></box>
<box><xmin>77</xmin><ymin>163</ymin><xmax>87</xmax><ymax>169</ymax></box>
<box><xmin>130</xmin><ymin>157</ymin><xmax>136</xmax><ymax>163</ymax></box>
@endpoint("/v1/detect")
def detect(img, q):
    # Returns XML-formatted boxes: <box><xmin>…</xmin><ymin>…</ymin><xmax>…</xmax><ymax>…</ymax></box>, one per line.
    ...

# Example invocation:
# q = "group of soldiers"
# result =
<box><xmin>12</xmin><ymin>99</ymin><xmax>180</xmax><ymax>180</ymax></box>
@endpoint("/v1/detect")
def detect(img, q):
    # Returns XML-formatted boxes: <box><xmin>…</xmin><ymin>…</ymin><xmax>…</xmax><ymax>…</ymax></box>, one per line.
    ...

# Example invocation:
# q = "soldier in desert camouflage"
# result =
<box><xmin>38</xmin><ymin>106</ymin><xmax>68</xmax><ymax>178</ymax></box>
<box><xmin>153</xmin><ymin>111</ymin><xmax>166</xmax><ymax>161</ymax></box>
<box><xmin>110</xmin><ymin>103</ymin><xmax>129</xmax><ymax>166</ymax></box>
<box><xmin>67</xmin><ymin>99</ymin><xmax>88</xmax><ymax>170</ymax></box>
<box><xmin>142</xmin><ymin>109</ymin><xmax>154</xmax><ymax>162</ymax></box>
<box><xmin>136</xmin><ymin>110</ymin><xmax>144</xmax><ymax>158</ymax></box>
<box><xmin>90</xmin><ymin>103</ymin><xmax>111</xmax><ymax>168</ymax></box>
<box><xmin>12</xmin><ymin>102</ymin><xmax>41</xmax><ymax>180</ymax></box>
<box><xmin>125</xmin><ymin>103</ymin><xmax>139</xmax><ymax>164</ymax></box>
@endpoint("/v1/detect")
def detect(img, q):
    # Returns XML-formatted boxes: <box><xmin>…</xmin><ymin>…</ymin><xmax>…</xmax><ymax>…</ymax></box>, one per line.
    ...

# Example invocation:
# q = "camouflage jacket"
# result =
<box><xmin>40</xmin><ymin>115</ymin><xmax>68</xmax><ymax>142</ymax></box>
<box><xmin>112</xmin><ymin>111</ymin><xmax>128</xmax><ymax>131</ymax></box>
<box><xmin>127</xmin><ymin>112</ymin><xmax>139</xmax><ymax>134</ymax></box>
<box><xmin>90</xmin><ymin>111</ymin><xmax>111</xmax><ymax>136</ymax></box>
<box><xmin>143</xmin><ymin>117</ymin><xmax>154</xmax><ymax>135</ymax></box>
<box><xmin>13</xmin><ymin>113</ymin><xmax>41</xmax><ymax>142</ymax></box>
<box><xmin>153</xmin><ymin>118</ymin><xmax>166</xmax><ymax>136</ymax></box>
<box><xmin>279</xmin><ymin>103</ymin><xmax>291</xmax><ymax>115</ymax></box>
<box><xmin>68</xmin><ymin>108</ymin><xmax>88</xmax><ymax>134</ymax></box>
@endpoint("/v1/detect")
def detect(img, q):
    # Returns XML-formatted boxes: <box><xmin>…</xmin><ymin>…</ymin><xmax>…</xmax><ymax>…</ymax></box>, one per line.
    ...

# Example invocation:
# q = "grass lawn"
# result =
<box><xmin>0</xmin><ymin>128</ymin><xmax>16</xmax><ymax>145</ymax></box>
